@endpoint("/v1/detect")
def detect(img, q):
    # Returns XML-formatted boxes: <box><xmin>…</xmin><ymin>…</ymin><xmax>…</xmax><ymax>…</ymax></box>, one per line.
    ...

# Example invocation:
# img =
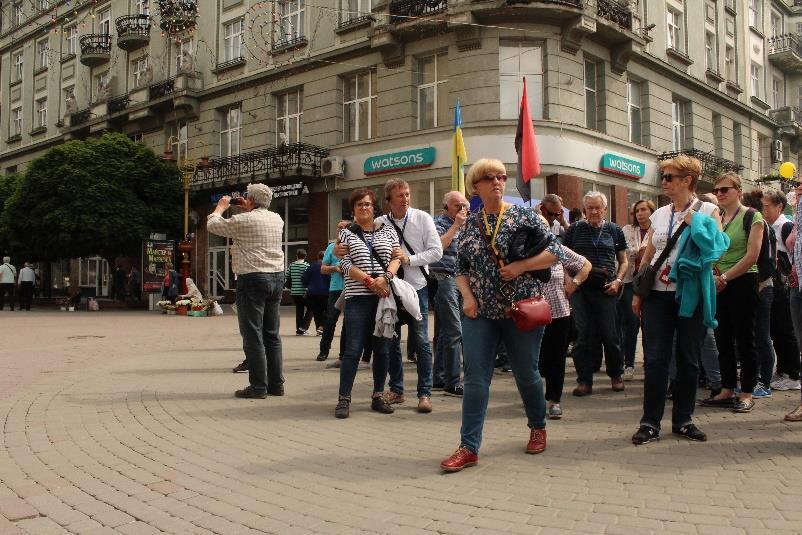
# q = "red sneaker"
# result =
<box><xmin>440</xmin><ymin>446</ymin><xmax>478</xmax><ymax>472</ymax></box>
<box><xmin>526</xmin><ymin>428</ymin><xmax>547</xmax><ymax>454</ymax></box>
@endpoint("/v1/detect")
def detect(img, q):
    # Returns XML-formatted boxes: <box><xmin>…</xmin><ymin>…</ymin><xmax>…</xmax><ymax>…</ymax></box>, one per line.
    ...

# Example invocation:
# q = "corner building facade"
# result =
<box><xmin>1</xmin><ymin>0</ymin><xmax>800</xmax><ymax>298</ymax></box>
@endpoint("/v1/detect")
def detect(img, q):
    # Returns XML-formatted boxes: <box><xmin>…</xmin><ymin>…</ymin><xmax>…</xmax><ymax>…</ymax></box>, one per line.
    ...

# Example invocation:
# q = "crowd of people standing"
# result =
<box><xmin>207</xmin><ymin>154</ymin><xmax>802</xmax><ymax>473</ymax></box>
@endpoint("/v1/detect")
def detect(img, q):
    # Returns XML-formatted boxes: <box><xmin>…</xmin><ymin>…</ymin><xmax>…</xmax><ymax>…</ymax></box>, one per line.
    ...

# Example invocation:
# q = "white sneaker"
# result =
<box><xmin>623</xmin><ymin>367</ymin><xmax>635</xmax><ymax>381</ymax></box>
<box><xmin>787</xmin><ymin>378</ymin><xmax>802</xmax><ymax>391</ymax></box>
<box><xmin>771</xmin><ymin>374</ymin><xmax>791</xmax><ymax>391</ymax></box>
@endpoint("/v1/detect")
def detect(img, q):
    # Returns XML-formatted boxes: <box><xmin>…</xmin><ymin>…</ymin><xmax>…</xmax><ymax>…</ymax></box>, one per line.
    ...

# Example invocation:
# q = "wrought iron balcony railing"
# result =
<box><xmin>79</xmin><ymin>34</ymin><xmax>112</xmax><ymax>56</ymax></box>
<box><xmin>116</xmin><ymin>14</ymin><xmax>151</xmax><ymax>37</ymax></box>
<box><xmin>389</xmin><ymin>0</ymin><xmax>447</xmax><ymax>23</ymax></box>
<box><xmin>596</xmin><ymin>0</ymin><xmax>632</xmax><ymax>30</ymax></box>
<box><xmin>191</xmin><ymin>143</ymin><xmax>330</xmax><ymax>186</ymax></box>
<box><xmin>658</xmin><ymin>149</ymin><xmax>743</xmax><ymax>180</ymax></box>
<box><xmin>107</xmin><ymin>94</ymin><xmax>131</xmax><ymax>114</ymax></box>
<box><xmin>70</xmin><ymin>108</ymin><xmax>91</xmax><ymax>127</ymax></box>
<box><xmin>770</xmin><ymin>106</ymin><xmax>802</xmax><ymax>125</ymax></box>
<box><xmin>149</xmin><ymin>78</ymin><xmax>175</xmax><ymax>100</ymax></box>
<box><xmin>768</xmin><ymin>33</ymin><xmax>802</xmax><ymax>55</ymax></box>
<box><xmin>273</xmin><ymin>35</ymin><xmax>308</xmax><ymax>52</ymax></box>
<box><xmin>337</xmin><ymin>14</ymin><xmax>374</xmax><ymax>30</ymax></box>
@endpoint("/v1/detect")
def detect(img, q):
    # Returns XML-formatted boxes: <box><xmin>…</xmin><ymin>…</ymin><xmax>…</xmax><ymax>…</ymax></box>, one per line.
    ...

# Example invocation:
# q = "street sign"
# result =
<box><xmin>142</xmin><ymin>240</ymin><xmax>175</xmax><ymax>293</ymax></box>
<box><xmin>363</xmin><ymin>147</ymin><xmax>436</xmax><ymax>175</ymax></box>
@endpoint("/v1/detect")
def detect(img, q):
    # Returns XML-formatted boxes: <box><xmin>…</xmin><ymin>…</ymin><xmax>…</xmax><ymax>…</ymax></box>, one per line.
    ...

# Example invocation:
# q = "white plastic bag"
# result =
<box><xmin>88</xmin><ymin>298</ymin><xmax>100</xmax><ymax>311</ymax></box>
<box><xmin>211</xmin><ymin>301</ymin><xmax>224</xmax><ymax>316</ymax></box>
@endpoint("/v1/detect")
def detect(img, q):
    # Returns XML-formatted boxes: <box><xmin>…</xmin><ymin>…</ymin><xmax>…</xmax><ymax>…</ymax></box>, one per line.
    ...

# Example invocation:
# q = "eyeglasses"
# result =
<box><xmin>479</xmin><ymin>174</ymin><xmax>507</xmax><ymax>183</ymax></box>
<box><xmin>660</xmin><ymin>173</ymin><xmax>688</xmax><ymax>182</ymax></box>
<box><xmin>355</xmin><ymin>202</ymin><xmax>373</xmax><ymax>208</ymax></box>
<box><xmin>712</xmin><ymin>186</ymin><xmax>737</xmax><ymax>195</ymax></box>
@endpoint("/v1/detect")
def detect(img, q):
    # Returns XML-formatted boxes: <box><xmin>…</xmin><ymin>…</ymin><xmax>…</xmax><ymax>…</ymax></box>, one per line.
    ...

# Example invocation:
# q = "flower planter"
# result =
<box><xmin>176</xmin><ymin>305</ymin><xmax>188</xmax><ymax>316</ymax></box>
<box><xmin>167</xmin><ymin>310</ymin><xmax>176</xmax><ymax>315</ymax></box>
<box><xmin>189</xmin><ymin>309</ymin><xmax>207</xmax><ymax>317</ymax></box>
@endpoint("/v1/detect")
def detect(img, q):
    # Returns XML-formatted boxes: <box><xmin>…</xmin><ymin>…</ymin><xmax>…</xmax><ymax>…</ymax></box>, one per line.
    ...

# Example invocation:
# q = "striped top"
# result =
<box><xmin>339</xmin><ymin>223</ymin><xmax>400</xmax><ymax>299</ymax></box>
<box><xmin>285</xmin><ymin>260</ymin><xmax>310</xmax><ymax>296</ymax></box>
<box><xmin>563</xmin><ymin>220</ymin><xmax>627</xmax><ymax>277</ymax></box>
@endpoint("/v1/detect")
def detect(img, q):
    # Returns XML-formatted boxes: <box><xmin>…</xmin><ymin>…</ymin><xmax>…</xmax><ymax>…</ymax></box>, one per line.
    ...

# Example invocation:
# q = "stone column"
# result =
<box><xmin>610</xmin><ymin>184</ymin><xmax>629</xmax><ymax>226</ymax></box>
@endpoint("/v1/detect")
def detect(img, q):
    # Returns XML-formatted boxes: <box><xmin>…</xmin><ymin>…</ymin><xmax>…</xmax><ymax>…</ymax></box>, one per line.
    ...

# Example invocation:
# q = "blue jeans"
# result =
<box><xmin>570</xmin><ymin>288</ymin><xmax>624</xmax><ymax>386</ymax></box>
<box><xmin>236</xmin><ymin>272</ymin><xmax>284</xmax><ymax>394</ymax></box>
<box><xmin>618</xmin><ymin>283</ymin><xmax>641</xmax><ymax>368</ymax></box>
<box><xmin>668</xmin><ymin>328</ymin><xmax>721</xmax><ymax>390</ymax></box>
<box><xmin>338</xmin><ymin>295</ymin><xmax>389</xmax><ymax>399</ymax></box>
<box><xmin>460</xmin><ymin>316</ymin><xmax>546</xmax><ymax>454</ymax></box>
<box><xmin>755</xmin><ymin>285</ymin><xmax>776</xmax><ymax>386</ymax></box>
<box><xmin>433</xmin><ymin>277</ymin><xmax>462</xmax><ymax>389</ymax></box>
<box><xmin>388</xmin><ymin>287</ymin><xmax>434</xmax><ymax>398</ymax></box>
<box><xmin>788</xmin><ymin>288</ymin><xmax>802</xmax><ymax>383</ymax></box>
<box><xmin>641</xmin><ymin>291</ymin><xmax>704</xmax><ymax>430</ymax></box>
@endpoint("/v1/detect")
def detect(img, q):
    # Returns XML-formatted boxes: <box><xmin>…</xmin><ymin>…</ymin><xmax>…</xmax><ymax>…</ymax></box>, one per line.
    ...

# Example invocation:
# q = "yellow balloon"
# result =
<box><xmin>779</xmin><ymin>162</ymin><xmax>796</xmax><ymax>179</ymax></box>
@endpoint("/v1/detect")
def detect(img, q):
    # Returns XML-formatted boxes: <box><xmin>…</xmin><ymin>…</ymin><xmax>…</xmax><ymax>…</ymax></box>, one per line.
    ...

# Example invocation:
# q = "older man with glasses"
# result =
<box><xmin>539</xmin><ymin>194</ymin><xmax>568</xmax><ymax>241</ymax></box>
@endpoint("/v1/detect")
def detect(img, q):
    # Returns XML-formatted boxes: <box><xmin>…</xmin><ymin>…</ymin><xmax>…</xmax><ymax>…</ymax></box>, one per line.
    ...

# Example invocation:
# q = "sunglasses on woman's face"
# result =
<box><xmin>479</xmin><ymin>174</ymin><xmax>507</xmax><ymax>183</ymax></box>
<box><xmin>712</xmin><ymin>186</ymin><xmax>736</xmax><ymax>195</ymax></box>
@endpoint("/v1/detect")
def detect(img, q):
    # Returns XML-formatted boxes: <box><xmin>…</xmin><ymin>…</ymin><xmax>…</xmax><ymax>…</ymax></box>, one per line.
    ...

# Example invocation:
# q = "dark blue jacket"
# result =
<box><xmin>302</xmin><ymin>261</ymin><xmax>330</xmax><ymax>296</ymax></box>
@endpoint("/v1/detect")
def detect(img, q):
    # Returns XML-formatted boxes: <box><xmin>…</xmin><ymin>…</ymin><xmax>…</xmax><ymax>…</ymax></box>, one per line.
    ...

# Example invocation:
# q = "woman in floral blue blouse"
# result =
<box><xmin>440</xmin><ymin>158</ymin><xmax>562</xmax><ymax>473</ymax></box>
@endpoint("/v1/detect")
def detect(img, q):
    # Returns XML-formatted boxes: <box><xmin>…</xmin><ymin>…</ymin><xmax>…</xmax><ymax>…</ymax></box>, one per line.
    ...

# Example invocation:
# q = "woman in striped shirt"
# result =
<box><xmin>335</xmin><ymin>188</ymin><xmax>402</xmax><ymax>419</ymax></box>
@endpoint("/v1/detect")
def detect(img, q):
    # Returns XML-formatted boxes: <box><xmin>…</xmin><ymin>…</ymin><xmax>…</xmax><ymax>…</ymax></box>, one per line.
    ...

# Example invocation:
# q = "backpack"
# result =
<box><xmin>777</xmin><ymin>221</ymin><xmax>794</xmax><ymax>277</ymax></box>
<box><xmin>743</xmin><ymin>208</ymin><xmax>776</xmax><ymax>281</ymax></box>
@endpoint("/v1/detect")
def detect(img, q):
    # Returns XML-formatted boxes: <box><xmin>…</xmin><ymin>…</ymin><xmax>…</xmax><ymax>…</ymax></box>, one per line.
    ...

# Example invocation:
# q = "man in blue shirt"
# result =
<box><xmin>431</xmin><ymin>191</ymin><xmax>469</xmax><ymax>397</ymax></box>
<box><xmin>317</xmin><ymin>220</ymin><xmax>350</xmax><ymax>361</ymax></box>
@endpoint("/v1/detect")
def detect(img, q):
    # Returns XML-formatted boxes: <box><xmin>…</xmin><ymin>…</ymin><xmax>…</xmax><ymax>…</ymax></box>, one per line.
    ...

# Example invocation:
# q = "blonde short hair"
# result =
<box><xmin>466</xmin><ymin>158</ymin><xmax>506</xmax><ymax>195</ymax></box>
<box><xmin>659</xmin><ymin>154</ymin><xmax>702</xmax><ymax>191</ymax></box>
<box><xmin>714</xmin><ymin>172</ymin><xmax>743</xmax><ymax>190</ymax></box>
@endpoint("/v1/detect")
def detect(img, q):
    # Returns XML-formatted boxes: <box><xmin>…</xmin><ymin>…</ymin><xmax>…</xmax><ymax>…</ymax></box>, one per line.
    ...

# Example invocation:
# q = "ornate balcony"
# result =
<box><xmin>595</xmin><ymin>0</ymin><xmax>632</xmax><ymax>30</ymax></box>
<box><xmin>149</xmin><ymin>78</ymin><xmax>175</xmax><ymax>100</ymax></box>
<box><xmin>116</xmin><ymin>15</ymin><xmax>151</xmax><ymax>51</ymax></box>
<box><xmin>107</xmin><ymin>94</ymin><xmax>131</xmax><ymax>114</ymax></box>
<box><xmin>191</xmin><ymin>143</ymin><xmax>330</xmax><ymax>190</ymax></box>
<box><xmin>770</xmin><ymin>106</ymin><xmax>802</xmax><ymax>137</ymax></box>
<box><xmin>658</xmin><ymin>149</ymin><xmax>743</xmax><ymax>184</ymax></box>
<box><xmin>389</xmin><ymin>0</ymin><xmax>447</xmax><ymax>23</ymax></box>
<box><xmin>79</xmin><ymin>34</ymin><xmax>112</xmax><ymax>67</ymax></box>
<box><xmin>768</xmin><ymin>33</ymin><xmax>802</xmax><ymax>73</ymax></box>
<box><xmin>69</xmin><ymin>108</ymin><xmax>91</xmax><ymax>128</ymax></box>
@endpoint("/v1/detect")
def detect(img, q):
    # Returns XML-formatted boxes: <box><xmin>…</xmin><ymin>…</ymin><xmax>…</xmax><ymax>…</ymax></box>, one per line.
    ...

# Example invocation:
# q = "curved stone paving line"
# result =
<box><xmin>1</xmin><ymin>311</ymin><xmax>802</xmax><ymax>534</ymax></box>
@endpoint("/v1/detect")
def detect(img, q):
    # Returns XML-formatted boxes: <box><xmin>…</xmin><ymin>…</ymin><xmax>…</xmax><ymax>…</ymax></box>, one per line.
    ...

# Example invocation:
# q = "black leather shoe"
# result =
<box><xmin>232</xmin><ymin>361</ymin><xmax>248</xmax><ymax>373</ymax></box>
<box><xmin>700</xmin><ymin>395</ymin><xmax>736</xmax><ymax>407</ymax></box>
<box><xmin>316</xmin><ymin>353</ymin><xmax>328</xmax><ymax>362</ymax></box>
<box><xmin>267</xmin><ymin>385</ymin><xmax>285</xmax><ymax>396</ymax></box>
<box><xmin>371</xmin><ymin>396</ymin><xmax>394</xmax><ymax>414</ymax></box>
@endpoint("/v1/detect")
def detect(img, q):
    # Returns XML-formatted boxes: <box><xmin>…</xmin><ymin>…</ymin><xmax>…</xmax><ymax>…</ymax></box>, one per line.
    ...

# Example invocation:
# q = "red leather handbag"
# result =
<box><xmin>509</xmin><ymin>295</ymin><xmax>552</xmax><ymax>331</ymax></box>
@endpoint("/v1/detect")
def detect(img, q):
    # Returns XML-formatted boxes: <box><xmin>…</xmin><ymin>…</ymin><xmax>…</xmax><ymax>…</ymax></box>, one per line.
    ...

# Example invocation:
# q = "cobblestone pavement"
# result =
<box><xmin>1</xmin><ymin>308</ymin><xmax>801</xmax><ymax>535</ymax></box>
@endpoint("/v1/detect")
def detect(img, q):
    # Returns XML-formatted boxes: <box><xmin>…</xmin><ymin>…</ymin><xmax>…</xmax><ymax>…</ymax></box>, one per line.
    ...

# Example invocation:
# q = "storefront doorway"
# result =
<box><xmin>79</xmin><ymin>256</ymin><xmax>109</xmax><ymax>297</ymax></box>
<box><xmin>208</xmin><ymin>233</ymin><xmax>233</xmax><ymax>299</ymax></box>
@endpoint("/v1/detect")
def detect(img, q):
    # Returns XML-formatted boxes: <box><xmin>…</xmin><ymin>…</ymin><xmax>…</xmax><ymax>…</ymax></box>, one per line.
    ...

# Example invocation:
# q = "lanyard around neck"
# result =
<box><xmin>723</xmin><ymin>206</ymin><xmax>742</xmax><ymax>232</ymax></box>
<box><xmin>668</xmin><ymin>199</ymin><xmax>693</xmax><ymax>239</ymax></box>
<box><xmin>481</xmin><ymin>204</ymin><xmax>507</xmax><ymax>255</ymax></box>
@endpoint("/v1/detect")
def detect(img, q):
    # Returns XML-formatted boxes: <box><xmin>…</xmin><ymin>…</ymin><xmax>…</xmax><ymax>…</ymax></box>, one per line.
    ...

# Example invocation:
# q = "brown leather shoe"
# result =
<box><xmin>417</xmin><ymin>396</ymin><xmax>432</xmax><ymax>413</ymax></box>
<box><xmin>383</xmin><ymin>391</ymin><xmax>405</xmax><ymax>405</ymax></box>
<box><xmin>526</xmin><ymin>428</ymin><xmax>547</xmax><ymax>454</ymax></box>
<box><xmin>572</xmin><ymin>384</ymin><xmax>592</xmax><ymax>397</ymax></box>
<box><xmin>611</xmin><ymin>377</ymin><xmax>625</xmax><ymax>392</ymax></box>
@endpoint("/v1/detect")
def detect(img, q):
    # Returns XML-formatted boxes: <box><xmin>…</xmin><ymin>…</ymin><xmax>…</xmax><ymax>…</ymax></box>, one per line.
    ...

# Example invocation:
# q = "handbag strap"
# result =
<box><xmin>348</xmin><ymin>224</ymin><xmax>389</xmax><ymax>272</ymax></box>
<box><xmin>651</xmin><ymin>199</ymin><xmax>703</xmax><ymax>271</ymax></box>
<box><xmin>387</xmin><ymin>215</ymin><xmax>429</xmax><ymax>280</ymax></box>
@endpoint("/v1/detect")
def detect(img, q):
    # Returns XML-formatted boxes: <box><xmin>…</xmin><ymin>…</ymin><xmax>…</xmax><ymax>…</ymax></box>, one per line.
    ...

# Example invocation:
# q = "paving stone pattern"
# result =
<box><xmin>1</xmin><ymin>309</ymin><xmax>801</xmax><ymax>534</ymax></box>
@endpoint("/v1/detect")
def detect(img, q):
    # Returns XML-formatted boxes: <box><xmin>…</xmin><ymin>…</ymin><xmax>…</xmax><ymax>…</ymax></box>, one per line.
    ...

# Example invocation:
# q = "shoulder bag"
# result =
<box><xmin>475</xmin><ymin>214</ymin><xmax>551</xmax><ymax>331</ymax></box>
<box><xmin>632</xmin><ymin>200</ymin><xmax>701</xmax><ymax>299</ymax></box>
<box><xmin>386</xmin><ymin>215</ymin><xmax>438</xmax><ymax>293</ymax></box>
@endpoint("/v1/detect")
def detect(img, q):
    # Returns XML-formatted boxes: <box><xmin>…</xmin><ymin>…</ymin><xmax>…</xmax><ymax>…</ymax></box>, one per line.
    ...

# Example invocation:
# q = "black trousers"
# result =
<box><xmin>772</xmin><ymin>282</ymin><xmax>800</xmax><ymax>379</ymax></box>
<box><xmin>715</xmin><ymin>273</ymin><xmax>759</xmax><ymax>393</ymax></box>
<box><xmin>306</xmin><ymin>294</ymin><xmax>328</xmax><ymax>330</ymax></box>
<box><xmin>292</xmin><ymin>295</ymin><xmax>313</xmax><ymax>331</ymax></box>
<box><xmin>539</xmin><ymin>316</ymin><xmax>572</xmax><ymax>403</ymax></box>
<box><xmin>0</xmin><ymin>283</ymin><xmax>14</xmax><ymax>310</ymax></box>
<box><xmin>19</xmin><ymin>282</ymin><xmax>34</xmax><ymax>310</ymax></box>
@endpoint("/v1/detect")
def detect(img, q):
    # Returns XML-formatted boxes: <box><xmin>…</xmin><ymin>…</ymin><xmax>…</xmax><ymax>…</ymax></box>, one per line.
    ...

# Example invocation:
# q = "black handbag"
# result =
<box><xmin>506</xmin><ymin>226</ymin><xmax>553</xmax><ymax>283</ymax></box>
<box><xmin>584</xmin><ymin>266</ymin><xmax>611</xmax><ymax>290</ymax></box>
<box><xmin>632</xmin><ymin>200</ymin><xmax>701</xmax><ymax>299</ymax></box>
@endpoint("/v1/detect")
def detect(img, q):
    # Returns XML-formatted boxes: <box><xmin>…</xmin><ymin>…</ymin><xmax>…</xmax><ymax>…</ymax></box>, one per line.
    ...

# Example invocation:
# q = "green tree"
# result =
<box><xmin>2</xmin><ymin>133</ymin><xmax>182</xmax><ymax>262</ymax></box>
<box><xmin>0</xmin><ymin>173</ymin><xmax>22</xmax><ymax>255</ymax></box>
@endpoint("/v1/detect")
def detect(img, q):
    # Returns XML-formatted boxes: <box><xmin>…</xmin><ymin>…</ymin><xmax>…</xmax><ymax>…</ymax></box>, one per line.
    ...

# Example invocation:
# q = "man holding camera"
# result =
<box><xmin>208</xmin><ymin>183</ymin><xmax>286</xmax><ymax>399</ymax></box>
<box><xmin>431</xmin><ymin>191</ymin><xmax>469</xmax><ymax>397</ymax></box>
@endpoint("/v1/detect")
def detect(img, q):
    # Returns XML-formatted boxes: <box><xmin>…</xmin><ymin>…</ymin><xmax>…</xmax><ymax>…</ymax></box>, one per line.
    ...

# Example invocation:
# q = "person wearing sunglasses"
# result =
<box><xmin>620</xmin><ymin>199</ymin><xmax>655</xmax><ymax>381</ymax></box>
<box><xmin>631</xmin><ymin>155</ymin><xmax>724</xmax><ymax>444</ymax></box>
<box><xmin>440</xmin><ymin>158</ymin><xmax>561</xmax><ymax>472</ymax></box>
<box><xmin>539</xmin><ymin>194</ymin><xmax>568</xmax><ymax>240</ymax></box>
<box><xmin>701</xmin><ymin>172</ymin><xmax>764</xmax><ymax>414</ymax></box>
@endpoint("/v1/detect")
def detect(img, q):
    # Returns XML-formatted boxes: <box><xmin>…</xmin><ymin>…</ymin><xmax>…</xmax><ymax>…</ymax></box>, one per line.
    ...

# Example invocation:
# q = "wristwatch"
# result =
<box><xmin>720</xmin><ymin>273</ymin><xmax>728</xmax><ymax>283</ymax></box>
<box><xmin>572</xmin><ymin>277</ymin><xmax>581</xmax><ymax>286</ymax></box>
<box><xmin>615</xmin><ymin>278</ymin><xmax>623</xmax><ymax>284</ymax></box>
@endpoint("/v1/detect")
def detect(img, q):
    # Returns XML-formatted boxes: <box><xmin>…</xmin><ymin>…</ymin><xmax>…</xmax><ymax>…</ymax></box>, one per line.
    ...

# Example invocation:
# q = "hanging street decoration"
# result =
<box><xmin>157</xmin><ymin>0</ymin><xmax>197</xmax><ymax>34</ymax></box>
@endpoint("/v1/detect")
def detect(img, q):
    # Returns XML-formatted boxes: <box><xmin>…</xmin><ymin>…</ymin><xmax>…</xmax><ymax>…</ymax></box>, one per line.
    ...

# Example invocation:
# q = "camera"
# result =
<box><xmin>230</xmin><ymin>197</ymin><xmax>245</xmax><ymax>206</ymax></box>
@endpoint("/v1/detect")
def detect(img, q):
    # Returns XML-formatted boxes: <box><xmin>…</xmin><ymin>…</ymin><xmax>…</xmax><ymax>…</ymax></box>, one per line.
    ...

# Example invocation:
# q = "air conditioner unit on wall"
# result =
<box><xmin>322</xmin><ymin>156</ymin><xmax>346</xmax><ymax>177</ymax></box>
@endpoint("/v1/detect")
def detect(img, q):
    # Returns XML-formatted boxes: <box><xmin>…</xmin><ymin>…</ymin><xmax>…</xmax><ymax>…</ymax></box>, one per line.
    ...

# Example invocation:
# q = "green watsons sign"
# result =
<box><xmin>364</xmin><ymin>147</ymin><xmax>436</xmax><ymax>176</ymax></box>
<box><xmin>600</xmin><ymin>153</ymin><xmax>646</xmax><ymax>180</ymax></box>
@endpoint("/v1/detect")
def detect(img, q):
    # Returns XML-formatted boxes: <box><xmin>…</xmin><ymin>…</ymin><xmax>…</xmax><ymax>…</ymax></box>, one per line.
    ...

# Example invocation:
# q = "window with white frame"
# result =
<box><xmin>770</xmin><ymin>11</ymin><xmax>782</xmax><ymax>37</ymax></box>
<box><xmin>223</xmin><ymin>19</ymin><xmax>244</xmax><ymax>61</ymax></box>
<box><xmin>584</xmin><ymin>59</ymin><xmax>598</xmax><ymax>130</ymax></box>
<box><xmin>499</xmin><ymin>41</ymin><xmax>543</xmax><ymax>120</ymax></box>
<box><xmin>667</xmin><ymin>8</ymin><xmax>682</xmax><ymax>51</ymax></box>
<box><xmin>417</xmin><ymin>53</ymin><xmax>448</xmax><ymax>129</ymax></box>
<box><xmin>772</xmin><ymin>77</ymin><xmax>784</xmax><ymax>108</ymax></box>
<box><xmin>748</xmin><ymin>0</ymin><xmax>759</xmax><ymax>29</ymax></box>
<box><xmin>35</xmin><ymin>98</ymin><xmax>46</xmax><ymax>128</ymax></box>
<box><xmin>343</xmin><ymin>0</ymin><xmax>371</xmax><ymax>23</ymax></box>
<box><xmin>12</xmin><ymin>50</ymin><xmax>23</xmax><ymax>82</ymax></box>
<box><xmin>627</xmin><ymin>79</ymin><xmax>642</xmax><ymax>145</ymax></box>
<box><xmin>135</xmin><ymin>0</ymin><xmax>149</xmax><ymax>16</ymax></box>
<box><xmin>94</xmin><ymin>71</ymin><xmax>109</xmax><ymax>96</ymax></box>
<box><xmin>277</xmin><ymin>0</ymin><xmax>304</xmax><ymax>43</ymax></box>
<box><xmin>705</xmin><ymin>32</ymin><xmax>715</xmax><ymax>72</ymax></box>
<box><xmin>11</xmin><ymin>107</ymin><xmax>22</xmax><ymax>136</ymax></box>
<box><xmin>276</xmin><ymin>89</ymin><xmax>302</xmax><ymax>144</ymax></box>
<box><xmin>725</xmin><ymin>45</ymin><xmax>735</xmax><ymax>81</ymax></box>
<box><xmin>170</xmin><ymin>122</ymin><xmax>188</xmax><ymax>161</ymax></box>
<box><xmin>750</xmin><ymin>62</ymin><xmax>761</xmax><ymax>98</ymax></box>
<box><xmin>13</xmin><ymin>2</ymin><xmax>23</xmax><ymax>27</ymax></box>
<box><xmin>174</xmin><ymin>39</ymin><xmax>193</xmax><ymax>72</ymax></box>
<box><xmin>671</xmin><ymin>97</ymin><xmax>685</xmax><ymax>151</ymax></box>
<box><xmin>343</xmin><ymin>70</ymin><xmax>377</xmax><ymax>142</ymax></box>
<box><xmin>98</xmin><ymin>7</ymin><xmax>111</xmax><ymax>34</ymax></box>
<box><xmin>65</xmin><ymin>25</ymin><xmax>78</xmax><ymax>55</ymax></box>
<box><xmin>220</xmin><ymin>105</ymin><xmax>241</xmax><ymax>157</ymax></box>
<box><xmin>37</xmin><ymin>0</ymin><xmax>49</xmax><ymax>11</ymax></box>
<box><xmin>36</xmin><ymin>39</ymin><xmax>49</xmax><ymax>70</ymax></box>
<box><xmin>132</xmin><ymin>56</ymin><xmax>148</xmax><ymax>88</ymax></box>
